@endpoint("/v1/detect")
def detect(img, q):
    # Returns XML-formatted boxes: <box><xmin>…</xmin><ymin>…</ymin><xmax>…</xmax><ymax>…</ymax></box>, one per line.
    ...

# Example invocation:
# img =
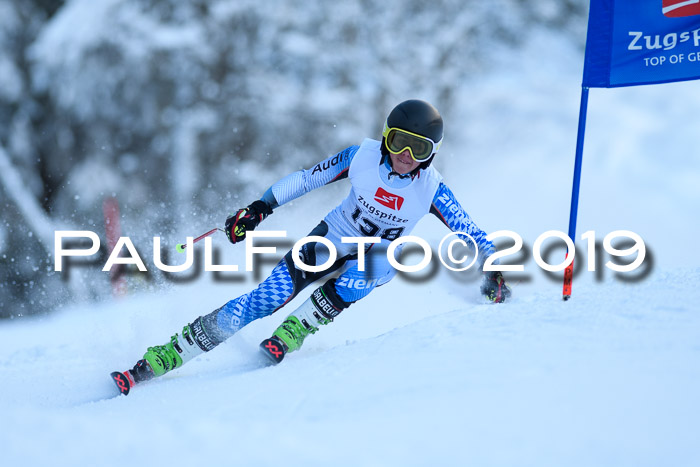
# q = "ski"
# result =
<box><xmin>259</xmin><ymin>337</ymin><xmax>287</xmax><ymax>365</ymax></box>
<box><xmin>110</xmin><ymin>346</ymin><xmax>283</xmax><ymax>396</ymax></box>
<box><xmin>110</xmin><ymin>370</ymin><xmax>134</xmax><ymax>396</ymax></box>
<box><xmin>109</xmin><ymin>359</ymin><xmax>155</xmax><ymax>396</ymax></box>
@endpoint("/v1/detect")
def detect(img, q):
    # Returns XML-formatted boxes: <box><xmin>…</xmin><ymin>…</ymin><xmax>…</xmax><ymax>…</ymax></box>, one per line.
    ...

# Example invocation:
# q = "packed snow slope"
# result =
<box><xmin>0</xmin><ymin>268</ymin><xmax>699</xmax><ymax>467</ymax></box>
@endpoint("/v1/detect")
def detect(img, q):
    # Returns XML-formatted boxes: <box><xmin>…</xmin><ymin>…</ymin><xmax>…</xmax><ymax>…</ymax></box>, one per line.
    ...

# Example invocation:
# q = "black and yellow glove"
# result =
<box><xmin>225</xmin><ymin>200</ymin><xmax>273</xmax><ymax>244</ymax></box>
<box><xmin>480</xmin><ymin>270</ymin><xmax>511</xmax><ymax>303</ymax></box>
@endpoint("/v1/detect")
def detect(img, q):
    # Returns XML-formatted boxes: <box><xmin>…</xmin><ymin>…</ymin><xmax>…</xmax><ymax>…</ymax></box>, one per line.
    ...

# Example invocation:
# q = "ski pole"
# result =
<box><xmin>176</xmin><ymin>228</ymin><xmax>224</xmax><ymax>253</ymax></box>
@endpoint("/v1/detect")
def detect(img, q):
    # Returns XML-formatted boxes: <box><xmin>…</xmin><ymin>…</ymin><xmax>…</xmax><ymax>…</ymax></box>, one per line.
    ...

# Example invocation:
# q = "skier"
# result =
<box><xmin>112</xmin><ymin>99</ymin><xmax>511</xmax><ymax>392</ymax></box>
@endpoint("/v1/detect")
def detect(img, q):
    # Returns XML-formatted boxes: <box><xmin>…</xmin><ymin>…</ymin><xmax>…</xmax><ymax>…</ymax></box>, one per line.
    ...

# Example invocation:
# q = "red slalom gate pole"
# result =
<box><xmin>563</xmin><ymin>255</ymin><xmax>574</xmax><ymax>299</ymax></box>
<box><xmin>103</xmin><ymin>197</ymin><xmax>127</xmax><ymax>297</ymax></box>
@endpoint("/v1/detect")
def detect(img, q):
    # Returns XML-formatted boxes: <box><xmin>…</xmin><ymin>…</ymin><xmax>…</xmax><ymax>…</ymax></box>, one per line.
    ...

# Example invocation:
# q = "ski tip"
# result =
<box><xmin>259</xmin><ymin>338</ymin><xmax>286</xmax><ymax>365</ymax></box>
<box><xmin>110</xmin><ymin>371</ymin><xmax>131</xmax><ymax>396</ymax></box>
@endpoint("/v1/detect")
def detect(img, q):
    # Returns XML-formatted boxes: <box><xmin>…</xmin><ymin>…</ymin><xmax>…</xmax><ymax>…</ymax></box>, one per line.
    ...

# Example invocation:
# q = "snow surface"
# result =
<box><xmin>1</xmin><ymin>269</ymin><xmax>698</xmax><ymax>466</ymax></box>
<box><xmin>2</xmin><ymin>5</ymin><xmax>700</xmax><ymax>467</ymax></box>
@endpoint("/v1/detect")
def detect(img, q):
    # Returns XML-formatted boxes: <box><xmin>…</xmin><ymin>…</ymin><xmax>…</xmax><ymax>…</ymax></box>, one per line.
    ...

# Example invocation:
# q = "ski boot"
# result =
<box><xmin>111</xmin><ymin>316</ymin><xmax>222</xmax><ymax>395</ymax></box>
<box><xmin>260</xmin><ymin>315</ymin><xmax>323</xmax><ymax>364</ymax></box>
<box><xmin>260</xmin><ymin>281</ymin><xmax>349</xmax><ymax>364</ymax></box>
<box><xmin>481</xmin><ymin>270</ymin><xmax>511</xmax><ymax>303</ymax></box>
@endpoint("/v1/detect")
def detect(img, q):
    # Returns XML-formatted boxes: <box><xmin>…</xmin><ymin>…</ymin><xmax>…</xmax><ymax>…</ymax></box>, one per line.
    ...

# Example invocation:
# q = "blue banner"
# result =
<box><xmin>583</xmin><ymin>0</ymin><xmax>700</xmax><ymax>87</ymax></box>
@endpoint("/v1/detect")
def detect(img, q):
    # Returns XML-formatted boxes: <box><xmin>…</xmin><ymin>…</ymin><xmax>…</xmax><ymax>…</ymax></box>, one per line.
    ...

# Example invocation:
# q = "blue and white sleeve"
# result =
<box><xmin>261</xmin><ymin>145</ymin><xmax>359</xmax><ymax>208</ymax></box>
<box><xmin>430</xmin><ymin>182</ymin><xmax>496</xmax><ymax>260</ymax></box>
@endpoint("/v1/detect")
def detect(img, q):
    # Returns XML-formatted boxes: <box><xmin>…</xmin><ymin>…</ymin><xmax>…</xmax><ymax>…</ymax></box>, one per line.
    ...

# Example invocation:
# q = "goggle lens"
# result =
<box><xmin>385</xmin><ymin>128</ymin><xmax>435</xmax><ymax>161</ymax></box>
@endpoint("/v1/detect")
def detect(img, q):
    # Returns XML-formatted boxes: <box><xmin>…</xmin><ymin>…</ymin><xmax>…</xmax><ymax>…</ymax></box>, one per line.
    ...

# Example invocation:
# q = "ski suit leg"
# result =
<box><xmin>203</xmin><ymin>220</ymin><xmax>352</xmax><ymax>341</ymax></box>
<box><xmin>332</xmin><ymin>241</ymin><xmax>398</xmax><ymax>304</ymax></box>
<box><xmin>128</xmin><ymin>220</ymin><xmax>357</xmax><ymax>382</ymax></box>
<box><xmin>265</xmin><ymin>240</ymin><xmax>399</xmax><ymax>357</ymax></box>
<box><xmin>212</xmin><ymin>258</ymin><xmax>296</xmax><ymax>337</ymax></box>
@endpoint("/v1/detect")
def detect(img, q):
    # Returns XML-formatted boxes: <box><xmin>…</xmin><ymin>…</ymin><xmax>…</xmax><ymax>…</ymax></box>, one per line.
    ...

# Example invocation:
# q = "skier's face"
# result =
<box><xmin>389</xmin><ymin>149</ymin><xmax>421</xmax><ymax>174</ymax></box>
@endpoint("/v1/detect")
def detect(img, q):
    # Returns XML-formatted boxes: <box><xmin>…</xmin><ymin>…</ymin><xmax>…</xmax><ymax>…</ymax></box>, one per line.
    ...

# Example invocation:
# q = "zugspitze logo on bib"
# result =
<box><xmin>663</xmin><ymin>0</ymin><xmax>700</xmax><ymax>17</ymax></box>
<box><xmin>374</xmin><ymin>187</ymin><xmax>404</xmax><ymax>210</ymax></box>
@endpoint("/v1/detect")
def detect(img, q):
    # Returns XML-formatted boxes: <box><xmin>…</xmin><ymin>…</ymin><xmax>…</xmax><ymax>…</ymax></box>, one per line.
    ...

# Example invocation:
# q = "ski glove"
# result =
<box><xmin>225</xmin><ymin>200</ymin><xmax>273</xmax><ymax>244</ymax></box>
<box><xmin>480</xmin><ymin>270</ymin><xmax>511</xmax><ymax>303</ymax></box>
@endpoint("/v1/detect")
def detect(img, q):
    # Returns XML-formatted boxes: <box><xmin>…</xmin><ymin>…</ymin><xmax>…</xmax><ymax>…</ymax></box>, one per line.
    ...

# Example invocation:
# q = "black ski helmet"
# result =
<box><xmin>381</xmin><ymin>99</ymin><xmax>443</xmax><ymax>171</ymax></box>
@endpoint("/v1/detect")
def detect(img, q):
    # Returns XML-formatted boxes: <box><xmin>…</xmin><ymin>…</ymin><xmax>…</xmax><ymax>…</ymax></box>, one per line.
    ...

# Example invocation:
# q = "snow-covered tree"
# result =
<box><xmin>0</xmin><ymin>0</ymin><xmax>587</xmax><ymax>317</ymax></box>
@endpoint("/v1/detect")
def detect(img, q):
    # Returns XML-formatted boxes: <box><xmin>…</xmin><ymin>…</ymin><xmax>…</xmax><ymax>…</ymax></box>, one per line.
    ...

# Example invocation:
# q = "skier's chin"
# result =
<box><xmin>392</xmin><ymin>159</ymin><xmax>415</xmax><ymax>174</ymax></box>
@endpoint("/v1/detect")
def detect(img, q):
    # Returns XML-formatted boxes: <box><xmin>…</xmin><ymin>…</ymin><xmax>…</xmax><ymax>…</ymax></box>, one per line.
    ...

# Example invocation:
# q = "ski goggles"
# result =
<box><xmin>382</xmin><ymin>123</ymin><xmax>442</xmax><ymax>161</ymax></box>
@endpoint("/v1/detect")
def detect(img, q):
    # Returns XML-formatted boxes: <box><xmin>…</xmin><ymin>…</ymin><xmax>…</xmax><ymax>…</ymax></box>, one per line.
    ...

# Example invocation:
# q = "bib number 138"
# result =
<box><xmin>350</xmin><ymin>207</ymin><xmax>404</xmax><ymax>240</ymax></box>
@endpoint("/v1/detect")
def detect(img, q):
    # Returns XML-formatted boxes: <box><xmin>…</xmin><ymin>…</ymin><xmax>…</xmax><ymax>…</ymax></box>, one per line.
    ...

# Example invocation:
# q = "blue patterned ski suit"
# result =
<box><xmin>212</xmin><ymin>142</ymin><xmax>495</xmax><ymax>338</ymax></box>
